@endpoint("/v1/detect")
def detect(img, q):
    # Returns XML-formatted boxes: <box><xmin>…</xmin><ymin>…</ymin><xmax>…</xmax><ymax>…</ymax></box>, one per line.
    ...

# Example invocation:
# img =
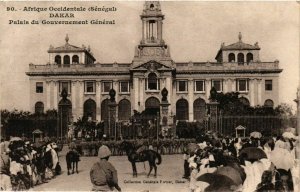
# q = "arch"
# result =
<box><xmin>35</xmin><ymin>102</ymin><xmax>44</xmax><ymax>114</ymax></box>
<box><xmin>237</xmin><ymin>53</ymin><xmax>244</xmax><ymax>65</ymax></box>
<box><xmin>118</xmin><ymin>99</ymin><xmax>131</xmax><ymax>120</ymax></box>
<box><xmin>228</xmin><ymin>53</ymin><xmax>235</xmax><ymax>62</ymax></box>
<box><xmin>148</xmin><ymin>73</ymin><xmax>158</xmax><ymax>90</ymax></box>
<box><xmin>193</xmin><ymin>98</ymin><xmax>206</xmax><ymax>121</ymax></box>
<box><xmin>176</xmin><ymin>99</ymin><xmax>189</xmax><ymax>120</ymax></box>
<box><xmin>72</xmin><ymin>55</ymin><xmax>79</xmax><ymax>64</ymax></box>
<box><xmin>246</xmin><ymin>53</ymin><xmax>253</xmax><ymax>64</ymax></box>
<box><xmin>264</xmin><ymin>99</ymin><xmax>274</xmax><ymax>108</ymax></box>
<box><xmin>101</xmin><ymin>99</ymin><xmax>109</xmax><ymax>121</ymax></box>
<box><xmin>55</xmin><ymin>55</ymin><xmax>61</xmax><ymax>65</ymax></box>
<box><xmin>84</xmin><ymin>99</ymin><xmax>96</xmax><ymax>120</ymax></box>
<box><xmin>63</xmin><ymin>55</ymin><xmax>70</xmax><ymax>65</ymax></box>
<box><xmin>145</xmin><ymin>97</ymin><xmax>160</xmax><ymax>116</ymax></box>
<box><xmin>239</xmin><ymin>97</ymin><xmax>250</xmax><ymax>106</ymax></box>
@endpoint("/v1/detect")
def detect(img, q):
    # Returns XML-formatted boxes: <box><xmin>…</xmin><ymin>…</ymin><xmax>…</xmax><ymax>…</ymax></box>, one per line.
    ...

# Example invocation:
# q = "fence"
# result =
<box><xmin>216</xmin><ymin>116</ymin><xmax>297</xmax><ymax>137</ymax></box>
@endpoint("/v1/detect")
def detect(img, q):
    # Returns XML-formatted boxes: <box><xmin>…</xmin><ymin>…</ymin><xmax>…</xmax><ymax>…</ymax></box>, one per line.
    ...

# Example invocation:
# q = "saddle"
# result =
<box><xmin>135</xmin><ymin>145</ymin><xmax>147</xmax><ymax>160</ymax></box>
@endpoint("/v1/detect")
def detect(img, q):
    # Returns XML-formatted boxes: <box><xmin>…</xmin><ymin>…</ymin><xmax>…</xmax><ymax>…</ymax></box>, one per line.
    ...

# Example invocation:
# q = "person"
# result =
<box><xmin>90</xmin><ymin>145</ymin><xmax>121</xmax><ymax>191</ymax></box>
<box><xmin>189</xmin><ymin>162</ymin><xmax>199</xmax><ymax>192</ymax></box>
<box><xmin>69</xmin><ymin>138</ymin><xmax>80</xmax><ymax>161</ymax></box>
<box><xmin>182</xmin><ymin>151</ymin><xmax>190</xmax><ymax>179</ymax></box>
<box><xmin>256</xmin><ymin>170</ymin><xmax>275</xmax><ymax>191</ymax></box>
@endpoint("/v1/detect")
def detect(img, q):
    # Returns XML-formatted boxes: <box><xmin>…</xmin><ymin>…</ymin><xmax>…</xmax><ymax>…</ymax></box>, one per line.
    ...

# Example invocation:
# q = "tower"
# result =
<box><xmin>133</xmin><ymin>1</ymin><xmax>172</xmax><ymax>67</ymax></box>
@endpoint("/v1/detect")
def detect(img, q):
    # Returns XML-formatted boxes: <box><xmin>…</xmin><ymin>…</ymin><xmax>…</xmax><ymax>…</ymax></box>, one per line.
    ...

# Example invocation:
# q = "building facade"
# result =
<box><xmin>26</xmin><ymin>1</ymin><xmax>282</xmax><ymax>136</ymax></box>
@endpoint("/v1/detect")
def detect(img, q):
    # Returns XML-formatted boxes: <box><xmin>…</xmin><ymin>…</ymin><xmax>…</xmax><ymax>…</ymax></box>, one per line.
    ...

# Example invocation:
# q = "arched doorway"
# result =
<box><xmin>84</xmin><ymin>99</ymin><xmax>96</xmax><ymax>120</ymax></box>
<box><xmin>145</xmin><ymin>97</ymin><xmax>160</xmax><ymax>116</ymax></box>
<box><xmin>58</xmin><ymin>99</ymin><xmax>72</xmax><ymax>139</ymax></box>
<box><xmin>194</xmin><ymin>98</ymin><xmax>206</xmax><ymax>122</ymax></box>
<box><xmin>239</xmin><ymin>97</ymin><xmax>250</xmax><ymax>106</ymax></box>
<box><xmin>176</xmin><ymin>99</ymin><xmax>188</xmax><ymax>120</ymax></box>
<box><xmin>118</xmin><ymin>99</ymin><xmax>131</xmax><ymax>120</ymax></box>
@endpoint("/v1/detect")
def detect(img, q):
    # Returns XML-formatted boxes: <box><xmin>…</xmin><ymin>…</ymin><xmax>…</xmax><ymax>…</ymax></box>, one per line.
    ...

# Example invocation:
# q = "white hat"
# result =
<box><xmin>98</xmin><ymin>145</ymin><xmax>111</xmax><ymax>158</ymax></box>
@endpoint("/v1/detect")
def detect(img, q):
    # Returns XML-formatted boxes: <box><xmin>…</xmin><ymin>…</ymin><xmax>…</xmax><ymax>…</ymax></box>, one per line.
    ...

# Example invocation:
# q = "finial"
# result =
<box><xmin>65</xmin><ymin>34</ymin><xmax>69</xmax><ymax>44</ymax></box>
<box><xmin>238</xmin><ymin>32</ymin><xmax>242</xmax><ymax>42</ymax></box>
<box><xmin>87</xmin><ymin>45</ymin><xmax>91</xmax><ymax>52</ymax></box>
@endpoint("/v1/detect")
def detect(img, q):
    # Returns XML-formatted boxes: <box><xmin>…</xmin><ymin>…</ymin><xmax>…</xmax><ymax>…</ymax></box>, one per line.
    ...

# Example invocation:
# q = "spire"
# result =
<box><xmin>238</xmin><ymin>32</ymin><xmax>242</xmax><ymax>42</ymax></box>
<box><xmin>65</xmin><ymin>34</ymin><xmax>69</xmax><ymax>44</ymax></box>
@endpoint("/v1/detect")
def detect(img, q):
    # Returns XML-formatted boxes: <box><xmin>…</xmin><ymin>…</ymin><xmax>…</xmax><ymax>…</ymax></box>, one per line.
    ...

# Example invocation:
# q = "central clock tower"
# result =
<box><xmin>132</xmin><ymin>1</ymin><xmax>173</xmax><ymax>67</ymax></box>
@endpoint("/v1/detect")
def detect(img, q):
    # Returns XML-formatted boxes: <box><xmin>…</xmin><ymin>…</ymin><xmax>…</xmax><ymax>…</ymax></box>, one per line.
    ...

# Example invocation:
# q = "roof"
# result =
<box><xmin>235</xmin><ymin>125</ymin><xmax>246</xmax><ymax>130</ymax></box>
<box><xmin>221</xmin><ymin>41</ymin><xmax>260</xmax><ymax>51</ymax></box>
<box><xmin>215</xmin><ymin>32</ymin><xmax>260</xmax><ymax>60</ymax></box>
<box><xmin>32</xmin><ymin>129</ymin><xmax>43</xmax><ymax>134</ymax></box>
<box><xmin>47</xmin><ymin>34</ymin><xmax>96</xmax><ymax>61</ymax></box>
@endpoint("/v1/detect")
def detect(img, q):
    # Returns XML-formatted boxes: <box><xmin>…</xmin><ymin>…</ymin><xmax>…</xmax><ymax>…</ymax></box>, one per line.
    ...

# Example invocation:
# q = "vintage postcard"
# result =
<box><xmin>0</xmin><ymin>1</ymin><xmax>299</xmax><ymax>192</ymax></box>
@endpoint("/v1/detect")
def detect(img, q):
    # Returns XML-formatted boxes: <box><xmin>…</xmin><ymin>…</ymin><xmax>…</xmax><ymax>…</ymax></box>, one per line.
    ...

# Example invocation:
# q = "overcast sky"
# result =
<box><xmin>0</xmin><ymin>1</ymin><xmax>299</xmax><ymax>112</ymax></box>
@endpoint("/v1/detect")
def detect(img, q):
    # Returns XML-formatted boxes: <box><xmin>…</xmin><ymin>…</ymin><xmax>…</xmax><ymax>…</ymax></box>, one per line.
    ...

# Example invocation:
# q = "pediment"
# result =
<box><xmin>132</xmin><ymin>60</ymin><xmax>171</xmax><ymax>71</ymax></box>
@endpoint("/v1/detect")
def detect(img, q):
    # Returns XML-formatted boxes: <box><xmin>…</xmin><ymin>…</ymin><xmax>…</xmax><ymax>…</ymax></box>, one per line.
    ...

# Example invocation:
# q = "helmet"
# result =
<box><xmin>98</xmin><ymin>145</ymin><xmax>111</xmax><ymax>159</ymax></box>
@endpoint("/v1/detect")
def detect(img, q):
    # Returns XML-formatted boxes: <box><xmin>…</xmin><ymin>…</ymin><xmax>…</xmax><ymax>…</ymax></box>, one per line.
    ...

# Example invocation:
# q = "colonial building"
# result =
<box><xmin>26</xmin><ymin>1</ymin><xmax>282</xmax><ymax>137</ymax></box>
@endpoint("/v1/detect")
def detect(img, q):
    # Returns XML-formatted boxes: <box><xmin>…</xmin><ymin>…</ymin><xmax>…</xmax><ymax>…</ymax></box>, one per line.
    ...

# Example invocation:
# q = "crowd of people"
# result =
<box><xmin>183</xmin><ymin>132</ymin><xmax>299</xmax><ymax>192</ymax></box>
<box><xmin>0</xmin><ymin>136</ymin><xmax>61</xmax><ymax>191</ymax></box>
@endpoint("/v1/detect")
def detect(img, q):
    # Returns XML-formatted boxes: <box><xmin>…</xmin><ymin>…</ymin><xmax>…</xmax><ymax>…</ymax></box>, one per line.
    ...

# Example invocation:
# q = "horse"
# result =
<box><xmin>119</xmin><ymin>141</ymin><xmax>162</xmax><ymax>178</ymax></box>
<box><xmin>66</xmin><ymin>150</ymin><xmax>79</xmax><ymax>175</ymax></box>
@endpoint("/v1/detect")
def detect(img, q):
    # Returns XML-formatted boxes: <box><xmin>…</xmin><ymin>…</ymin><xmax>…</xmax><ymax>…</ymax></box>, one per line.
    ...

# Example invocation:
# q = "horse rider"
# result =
<box><xmin>69</xmin><ymin>138</ymin><xmax>80</xmax><ymax>161</ymax></box>
<box><xmin>90</xmin><ymin>145</ymin><xmax>121</xmax><ymax>191</ymax></box>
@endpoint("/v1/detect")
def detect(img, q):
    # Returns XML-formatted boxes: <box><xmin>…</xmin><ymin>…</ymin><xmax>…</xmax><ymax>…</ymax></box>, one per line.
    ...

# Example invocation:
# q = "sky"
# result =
<box><xmin>0</xmin><ymin>1</ymin><xmax>299</xmax><ymax>112</ymax></box>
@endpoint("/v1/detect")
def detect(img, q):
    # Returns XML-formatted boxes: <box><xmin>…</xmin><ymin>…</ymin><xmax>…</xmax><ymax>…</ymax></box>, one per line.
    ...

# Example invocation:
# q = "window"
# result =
<box><xmin>246</xmin><ymin>53</ymin><xmax>253</xmax><ymax>64</ymax></box>
<box><xmin>72</xmin><ymin>55</ymin><xmax>79</xmax><ymax>64</ymax></box>
<box><xmin>265</xmin><ymin>80</ymin><xmax>272</xmax><ymax>91</ymax></box>
<box><xmin>194</xmin><ymin>80</ymin><xmax>205</xmax><ymax>92</ymax></box>
<box><xmin>264</xmin><ymin>99</ymin><xmax>274</xmax><ymax>108</ymax></box>
<box><xmin>63</xmin><ymin>55</ymin><xmax>70</xmax><ymax>65</ymax></box>
<box><xmin>85</xmin><ymin>81</ymin><xmax>95</xmax><ymax>93</ymax></box>
<box><xmin>228</xmin><ymin>53</ymin><xmax>235</xmax><ymax>62</ymax></box>
<box><xmin>60</xmin><ymin>81</ymin><xmax>70</xmax><ymax>93</ymax></box>
<box><xmin>55</xmin><ymin>55</ymin><xmax>61</xmax><ymax>65</ymax></box>
<box><xmin>211</xmin><ymin>80</ymin><xmax>222</xmax><ymax>92</ymax></box>
<box><xmin>119</xmin><ymin>81</ymin><xmax>129</xmax><ymax>93</ymax></box>
<box><xmin>237</xmin><ymin>79</ymin><xmax>249</xmax><ymax>92</ymax></box>
<box><xmin>239</xmin><ymin>97</ymin><xmax>250</xmax><ymax>106</ymax></box>
<box><xmin>177</xmin><ymin>80</ymin><xmax>188</xmax><ymax>92</ymax></box>
<box><xmin>102</xmin><ymin>81</ymin><xmax>112</xmax><ymax>93</ymax></box>
<box><xmin>238</xmin><ymin>53</ymin><xmax>244</xmax><ymax>65</ymax></box>
<box><xmin>147</xmin><ymin>73</ymin><xmax>159</xmax><ymax>90</ymax></box>
<box><xmin>35</xmin><ymin>102</ymin><xmax>44</xmax><ymax>114</ymax></box>
<box><xmin>36</xmin><ymin>82</ymin><xmax>43</xmax><ymax>93</ymax></box>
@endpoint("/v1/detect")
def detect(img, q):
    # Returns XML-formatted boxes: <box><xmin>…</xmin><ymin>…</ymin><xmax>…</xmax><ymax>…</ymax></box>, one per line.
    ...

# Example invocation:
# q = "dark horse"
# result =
<box><xmin>66</xmin><ymin>150</ymin><xmax>79</xmax><ymax>175</ymax></box>
<box><xmin>120</xmin><ymin>141</ymin><xmax>162</xmax><ymax>178</ymax></box>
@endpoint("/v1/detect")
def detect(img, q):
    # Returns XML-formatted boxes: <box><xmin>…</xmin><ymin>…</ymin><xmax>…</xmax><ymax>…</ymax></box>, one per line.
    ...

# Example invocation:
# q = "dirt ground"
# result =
<box><xmin>31</xmin><ymin>146</ymin><xmax>190</xmax><ymax>192</ymax></box>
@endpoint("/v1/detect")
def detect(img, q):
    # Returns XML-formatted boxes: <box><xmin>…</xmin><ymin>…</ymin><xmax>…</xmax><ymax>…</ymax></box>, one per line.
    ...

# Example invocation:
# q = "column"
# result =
<box><xmin>223</xmin><ymin>79</ymin><xmax>228</xmax><ymax>93</ymax></box>
<box><xmin>188</xmin><ymin>79</ymin><xmax>194</xmax><ymax>121</ymax></box>
<box><xmin>205</xmin><ymin>79</ymin><xmax>211</xmax><ymax>100</ymax></box>
<box><xmin>96</xmin><ymin>81</ymin><xmax>101</xmax><ymax>121</ymax></box>
<box><xmin>142</xmin><ymin>20</ymin><xmax>145</xmax><ymax>42</ymax></box>
<box><xmin>133</xmin><ymin>77</ymin><xmax>139</xmax><ymax>111</ymax></box>
<box><xmin>53</xmin><ymin>81</ymin><xmax>58</xmax><ymax>110</ymax></box>
<box><xmin>78</xmin><ymin>81</ymin><xmax>84</xmax><ymax>117</ymax></box>
<box><xmin>146</xmin><ymin>20</ymin><xmax>149</xmax><ymax>39</ymax></box>
<box><xmin>46</xmin><ymin>81</ymin><xmax>51</xmax><ymax>110</ymax></box>
<box><xmin>231</xmin><ymin>79</ymin><xmax>236</xmax><ymax>92</ymax></box>
<box><xmin>71</xmin><ymin>81</ymin><xmax>77</xmax><ymax>120</ymax></box>
<box><xmin>157</xmin><ymin>19</ymin><xmax>162</xmax><ymax>41</ymax></box>
<box><xmin>249</xmin><ymin>79</ymin><xmax>255</xmax><ymax>106</ymax></box>
<box><xmin>139</xmin><ymin>78</ymin><xmax>144</xmax><ymax>111</ymax></box>
<box><xmin>257</xmin><ymin>79</ymin><xmax>262</xmax><ymax>105</ymax></box>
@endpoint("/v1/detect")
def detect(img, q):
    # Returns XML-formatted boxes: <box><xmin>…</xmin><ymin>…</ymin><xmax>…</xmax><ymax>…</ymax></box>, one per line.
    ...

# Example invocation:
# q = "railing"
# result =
<box><xmin>176</xmin><ymin>61</ymin><xmax>280</xmax><ymax>71</ymax></box>
<box><xmin>28</xmin><ymin>63</ymin><xmax>132</xmax><ymax>73</ymax></box>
